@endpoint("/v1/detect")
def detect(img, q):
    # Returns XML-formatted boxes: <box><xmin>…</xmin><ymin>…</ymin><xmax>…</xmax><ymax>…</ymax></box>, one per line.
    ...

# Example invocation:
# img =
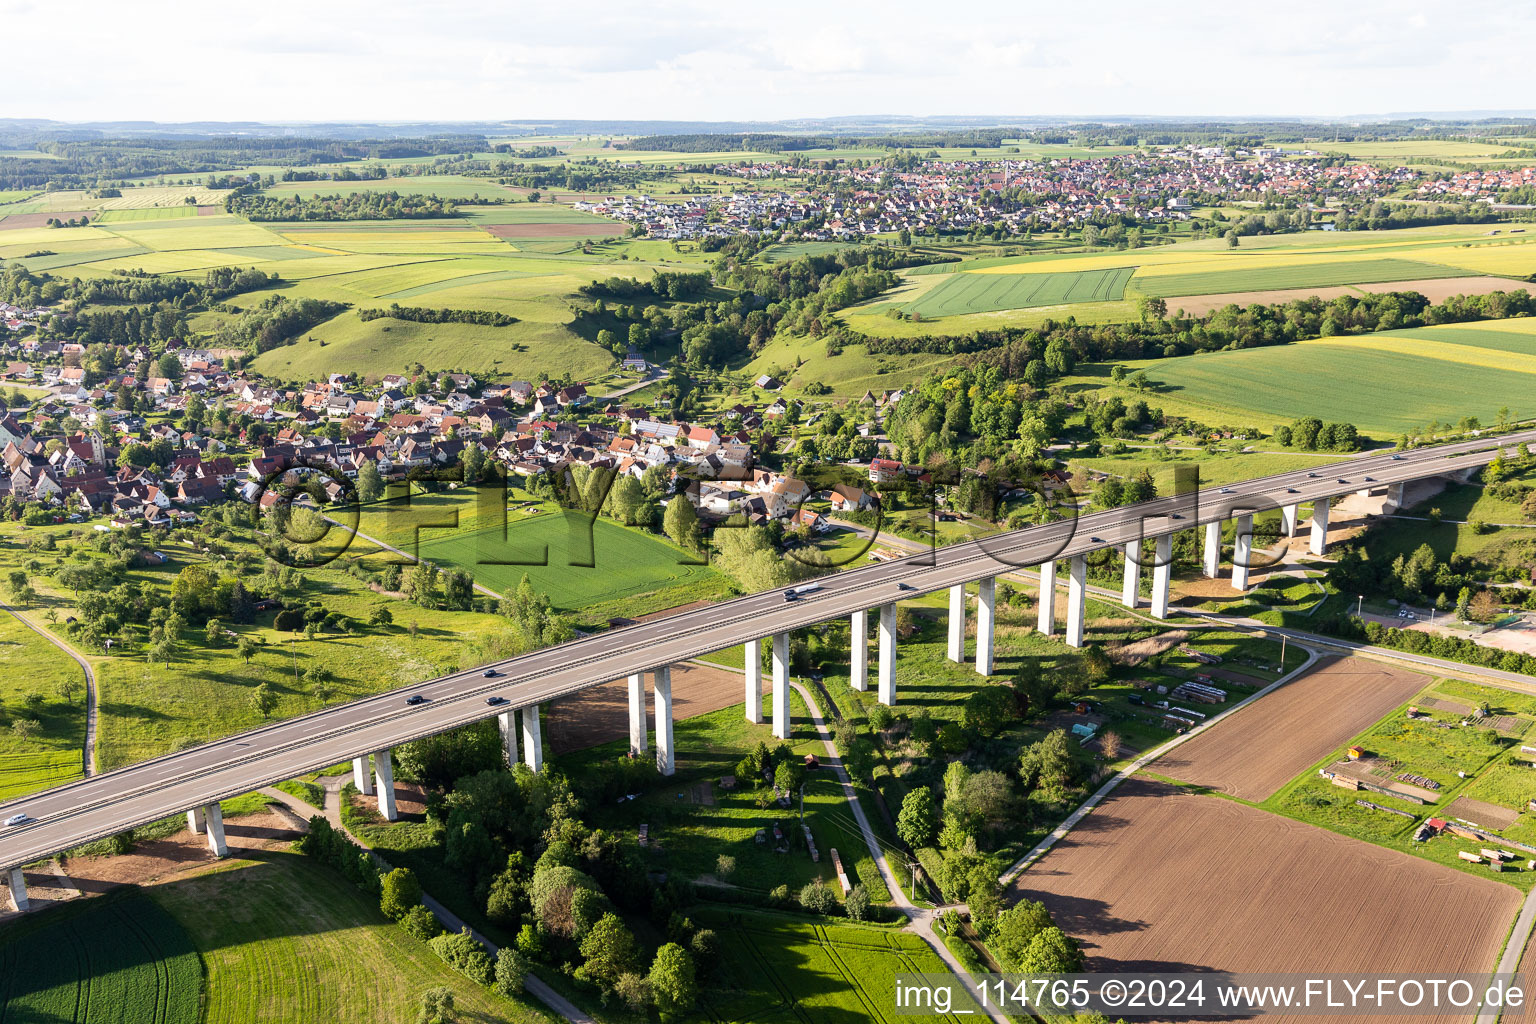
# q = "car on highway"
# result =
<box><xmin>1308</xmin><ymin>472</ymin><xmax>1319</xmax><ymax>478</ymax></box>
<box><xmin>404</xmin><ymin>694</ymin><xmax>427</xmax><ymax>706</ymax></box>
<box><xmin>4</xmin><ymin>813</ymin><xmax>30</xmax><ymax>827</ymax></box>
<box><xmin>486</xmin><ymin>696</ymin><xmax>509</xmax><ymax>706</ymax></box>
<box><xmin>896</xmin><ymin>582</ymin><xmax>915</xmax><ymax>591</ymax></box>
<box><xmin>1392</xmin><ymin>454</ymin><xmax>1404</xmax><ymax>460</ymax></box>
<box><xmin>482</xmin><ymin>669</ymin><xmax>500</xmax><ymax>678</ymax></box>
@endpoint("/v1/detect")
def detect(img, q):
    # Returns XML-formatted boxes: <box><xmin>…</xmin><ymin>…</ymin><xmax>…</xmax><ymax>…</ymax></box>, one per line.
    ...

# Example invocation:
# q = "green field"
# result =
<box><xmin>757</xmin><ymin>240</ymin><xmax>866</xmax><ymax>263</ymax></box>
<box><xmin>1132</xmin><ymin>257</ymin><xmax>1470</xmax><ymax>298</ymax></box>
<box><xmin>357</xmin><ymin>491</ymin><xmax>729</xmax><ymax>617</ymax></box>
<box><xmin>0</xmin><ymin>610</ymin><xmax>87</xmax><ymax>798</ymax></box>
<box><xmin>690</xmin><ymin>908</ymin><xmax>966</xmax><ymax>1023</ymax></box>
<box><xmin>0</xmin><ymin>888</ymin><xmax>201</xmax><ymax>1024</ymax></box>
<box><xmin>152</xmin><ymin>852</ymin><xmax>554</xmax><ymax>1024</ymax></box>
<box><xmin>1098</xmin><ymin>318</ymin><xmax>1536</xmax><ymax>435</ymax></box>
<box><xmin>903</xmin><ymin>266</ymin><xmax>1133</xmax><ymax>316</ymax></box>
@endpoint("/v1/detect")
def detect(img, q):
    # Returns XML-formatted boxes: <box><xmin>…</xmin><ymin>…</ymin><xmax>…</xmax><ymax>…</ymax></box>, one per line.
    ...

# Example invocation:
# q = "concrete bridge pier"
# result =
<box><xmin>1037</xmin><ymin>560</ymin><xmax>1056</xmax><ymax>635</ymax></box>
<box><xmin>654</xmin><ymin>666</ymin><xmax>674</xmax><ymax>777</ymax></box>
<box><xmin>353</xmin><ymin>755</ymin><xmax>374</xmax><ymax>795</ymax></box>
<box><xmin>1231</xmin><ymin>514</ymin><xmax>1254</xmax><ymax>591</ymax></box>
<box><xmin>498</xmin><ymin>710</ymin><xmax>520</xmax><ymax>766</ymax></box>
<box><xmin>373</xmin><ymin>750</ymin><xmax>398</xmax><ymax>821</ymax></box>
<box><xmin>1386</xmin><ymin>481</ymin><xmax>1405</xmax><ymax>511</ymax></box>
<box><xmin>1281</xmin><ymin>503</ymin><xmax>1299</xmax><ymax>537</ymax></box>
<box><xmin>850</xmin><ymin>610</ymin><xmax>868</xmax><ymax>692</ymax></box>
<box><xmin>626</xmin><ymin>675</ymin><xmax>646</xmax><ymax>755</ymax></box>
<box><xmin>947</xmin><ymin>585</ymin><xmax>965</xmax><ymax>663</ymax></box>
<box><xmin>521</xmin><ymin>708</ymin><xmax>542</xmax><ymax>773</ymax></box>
<box><xmin>204</xmin><ymin>802</ymin><xmax>228</xmax><ymax>857</ymax></box>
<box><xmin>771</xmin><ymin>632</ymin><xmax>790</xmax><ymax>739</ymax></box>
<box><xmin>6</xmin><ymin>867</ymin><xmax>26</xmax><ymax>912</ymax></box>
<box><xmin>1151</xmin><ymin>533</ymin><xmax>1173</xmax><ymax>619</ymax></box>
<box><xmin>976</xmin><ymin>576</ymin><xmax>996</xmax><ymax>676</ymax></box>
<box><xmin>1065</xmin><ymin>554</ymin><xmax>1087</xmax><ymax>648</ymax></box>
<box><xmin>1122</xmin><ymin>543</ymin><xmax>1140</xmax><ymax>608</ymax></box>
<box><xmin>186</xmin><ymin>806</ymin><xmax>205</xmax><ymax>834</ymax></box>
<box><xmin>744</xmin><ymin>639</ymin><xmax>763</xmax><ymax>721</ymax></box>
<box><xmin>1202</xmin><ymin>521</ymin><xmax>1221</xmax><ymax>578</ymax></box>
<box><xmin>1309</xmin><ymin>497</ymin><xmax>1331</xmax><ymax>556</ymax></box>
<box><xmin>878</xmin><ymin>603</ymin><xmax>897</xmax><ymax>706</ymax></box>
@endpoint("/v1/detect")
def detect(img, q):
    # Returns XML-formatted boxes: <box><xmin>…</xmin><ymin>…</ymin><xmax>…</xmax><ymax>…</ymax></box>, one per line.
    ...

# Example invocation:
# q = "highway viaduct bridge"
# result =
<box><xmin>3</xmin><ymin>428</ymin><xmax>1532</xmax><ymax>910</ymax></box>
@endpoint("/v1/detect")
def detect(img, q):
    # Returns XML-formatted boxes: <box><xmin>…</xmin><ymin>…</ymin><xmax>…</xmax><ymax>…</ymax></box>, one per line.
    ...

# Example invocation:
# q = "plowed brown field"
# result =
<box><xmin>1012</xmin><ymin>780</ymin><xmax>1520</xmax><ymax>1022</ymax></box>
<box><xmin>1156</xmin><ymin>657</ymin><xmax>1427</xmax><ymax>801</ymax></box>
<box><xmin>543</xmin><ymin>659</ymin><xmax>745</xmax><ymax>754</ymax></box>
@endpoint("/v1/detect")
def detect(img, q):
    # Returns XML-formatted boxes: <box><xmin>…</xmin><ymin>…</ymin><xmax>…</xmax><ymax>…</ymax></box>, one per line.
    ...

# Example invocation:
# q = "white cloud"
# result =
<box><xmin>5</xmin><ymin>0</ymin><xmax>1532</xmax><ymax>122</ymax></box>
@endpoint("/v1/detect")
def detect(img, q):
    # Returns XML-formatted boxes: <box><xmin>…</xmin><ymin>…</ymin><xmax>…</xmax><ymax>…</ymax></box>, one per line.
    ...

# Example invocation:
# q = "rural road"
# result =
<box><xmin>0</xmin><ymin>600</ymin><xmax>97</xmax><ymax>777</ymax></box>
<box><xmin>595</xmin><ymin>362</ymin><xmax>663</xmax><ymax>401</ymax></box>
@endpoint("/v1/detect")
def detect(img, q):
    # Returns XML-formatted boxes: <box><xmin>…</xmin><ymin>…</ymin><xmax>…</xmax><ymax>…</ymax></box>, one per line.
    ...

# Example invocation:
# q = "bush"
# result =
<box><xmin>798</xmin><ymin>879</ymin><xmax>836</xmax><ymax>915</ymax></box>
<box><xmin>768</xmin><ymin>884</ymin><xmax>791</xmax><ymax>907</ymax></box>
<box><xmin>428</xmin><ymin>928</ymin><xmax>495</xmax><ymax>986</ymax></box>
<box><xmin>400</xmin><ymin>904</ymin><xmax>443</xmax><ymax>942</ymax></box>
<box><xmin>380</xmin><ymin>867</ymin><xmax>423</xmax><ymax>920</ymax></box>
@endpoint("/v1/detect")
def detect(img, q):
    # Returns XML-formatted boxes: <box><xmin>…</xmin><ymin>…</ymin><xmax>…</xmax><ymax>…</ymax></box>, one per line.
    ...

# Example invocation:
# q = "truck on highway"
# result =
<box><xmin>784</xmin><ymin>583</ymin><xmax>824</xmax><ymax>602</ymax></box>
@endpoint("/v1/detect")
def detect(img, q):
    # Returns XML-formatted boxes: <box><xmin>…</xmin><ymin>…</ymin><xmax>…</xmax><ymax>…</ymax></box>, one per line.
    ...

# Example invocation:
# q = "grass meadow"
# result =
<box><xmin>0</xmin><ymin>610</ymin><xmax>87</xmax><ymax>799</ymax></box>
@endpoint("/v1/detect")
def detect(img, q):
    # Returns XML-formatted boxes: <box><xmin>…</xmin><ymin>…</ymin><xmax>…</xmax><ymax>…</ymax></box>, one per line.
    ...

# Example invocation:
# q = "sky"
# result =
<box><xmin>6</xmin><ymin>0</ymin><xmax>1532</xmax><ymax>124</ymax></box>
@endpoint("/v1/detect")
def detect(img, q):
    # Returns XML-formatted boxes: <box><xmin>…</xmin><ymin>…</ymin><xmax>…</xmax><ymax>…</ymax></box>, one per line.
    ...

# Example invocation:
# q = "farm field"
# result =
<box><xmin>1155</xmin><ymin>657</ymin><xmax>1430</xmax><ymax>802</ymax></box>
<box><xmin>258</xmin><ymin>174</ymin><xmax>522</xmax><ymax>202</ymax></box>
<box><xmin>152</xmin><ymin>851</ymin><xmax>554</xmax><ymax>1024</ymax></box>
<box><xmin>1011</xmin><ymin>778</ymin><xmax>1520</xmax><ymax>1009</ymax></box>
<box><xmin>1159</xmin><ymin>274</ymin><xmax>1532</xmax><ymax>316</ymax></box>
<box><xmin>901</xmin><ymin>265</ymin><xmax>1134</xmax><ymax>316</ymax></box>
<box><xmin>1104</xmin><ymin>318</ymin><xmax>1536</xmax><ymax>435</ymax></box>
<box><xmin>836</xmin><ymin>225</ymin><xmax>1536</xmax><ymax>338</ymax></box>
<box><xmin>0</xmin><ymin>887</ymin><xmax>202</xmax><ymax>1024</ymax></box>
<box><xmin>689</xmin><ymin>907</ymin><xmax>966</xmax><ymax>1024</ymax></box>
<box><xmin>0</xmin><ymin>190</ymin><xmax>647</xmax><ymax>382</ymax></box>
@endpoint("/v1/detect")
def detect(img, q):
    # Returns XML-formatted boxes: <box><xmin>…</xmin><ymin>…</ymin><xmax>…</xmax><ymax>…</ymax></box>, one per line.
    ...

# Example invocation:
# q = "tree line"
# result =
<box><xmin>358</xmin><ymin>304</ymin><xmax>518</xmax><ymax>327</ymax></box>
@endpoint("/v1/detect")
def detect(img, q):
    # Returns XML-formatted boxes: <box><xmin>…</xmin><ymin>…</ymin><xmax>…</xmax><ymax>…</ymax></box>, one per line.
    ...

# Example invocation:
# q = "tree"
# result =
<box><xmin>663</xmin><ymin>497</ymin><xmax>699</xmax><ymax>551</ymax></box>
<box><xmin>251</xmin><ymin>682</ymin><xmax>278</xmax><ymax>719</ymax></box>
<box><xmin>845</xmin><ymin>883</ymin><xmax>870</xmax><ymax>922</ymax></box>
<box><xmin>989</xmin><ymin>899</ymin><xmax>1053</xmax><ymax>971</ymax></box>
<box><xmin>380</xmin><ymin>867</ymin><xmax>423</xmax><ymax>920</ymax></box>
<box><xmin>897</xmin><ymin>787</ymin><xmax>939</xmax><ymax>848</ymax></box>
<box><xmin>357</xmin><ymin>462</ymin><xmax>385</xmax><ymax>503</ymax></box>
<box><xmin>204</xmin><ymin>618</ymin><xmax>225</xmax><ymax>647</ymax></box>
<box><xmin>1469</xmin><ymin>590</ymin><xmax>1502</xmax><ymax>623</ymax></box>
<box><xmin>648</xmin><ymin>943</ymin><xmax>698</xmax><ymax>1020</ymax></box>
<box><xmin>576</xmin><ymin>913</ymin><xmax>641</xmax><ymax>992</ymax></box>
<box><xmin>1019</xmin><ymin>925</ymin><xmax>1085</xmax><ymax>974</ymax></box>
<box><xmin>494</xmin><ymin>947</ymin><xmax>528</xmax><ymax>996</ymax></box>
<box><xmin>236</xmin><ymin>636</ymin><xmax>258</xmax><ymax>665</ymax></box>
<box><xmin>416</xmin><ymin>987</ymin><xmax>455</xmax><ymax>1024</ymax></box>
<box><xmin>55</xmin><ymin>675</ymin><xmax>81</xmax><ymax>706</ymax></box>
<box><xmin>369</xmin><ymin>605</ymin><xmax>394</xmax><ymax>628</ymax></box>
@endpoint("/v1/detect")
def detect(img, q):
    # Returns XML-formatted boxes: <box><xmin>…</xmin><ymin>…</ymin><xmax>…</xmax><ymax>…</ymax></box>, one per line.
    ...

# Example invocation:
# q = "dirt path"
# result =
<box><xmin>0</xmin><ymin>599</ymin><xmax>98</xmax><ymax>776</ymax></box>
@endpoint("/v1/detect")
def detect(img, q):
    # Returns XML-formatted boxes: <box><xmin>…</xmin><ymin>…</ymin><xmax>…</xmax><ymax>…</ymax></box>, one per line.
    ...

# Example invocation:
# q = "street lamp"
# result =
<box><xmin>1357</xmin><ymin>595</ymin><xmax>1364</xmax><ymax>617</ymax></box>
